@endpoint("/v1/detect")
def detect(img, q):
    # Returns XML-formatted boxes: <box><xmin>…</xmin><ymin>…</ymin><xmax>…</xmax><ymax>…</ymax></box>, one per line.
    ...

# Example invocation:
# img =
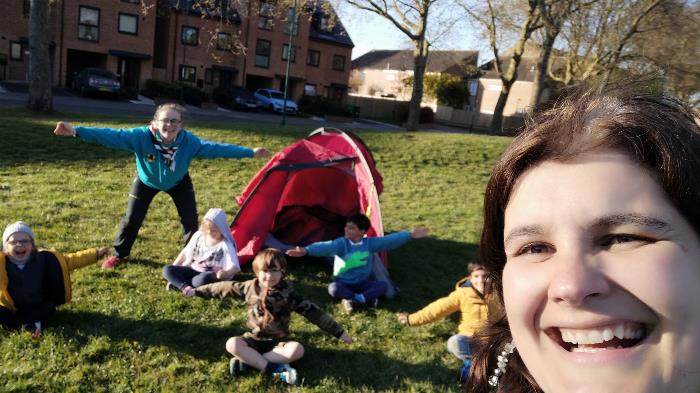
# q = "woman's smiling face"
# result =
<box><xmin>502</xmin><ymin>151</ymin><xmax>700</xmax><ymax>393</ymax></box>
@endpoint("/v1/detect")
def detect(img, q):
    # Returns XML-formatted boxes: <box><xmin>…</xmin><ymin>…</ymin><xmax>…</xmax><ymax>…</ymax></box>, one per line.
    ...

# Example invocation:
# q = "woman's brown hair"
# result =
<box><xmin>466</xmin><ymin>89</ymin><xmax>700</xmax><ymax>392</ymax></box>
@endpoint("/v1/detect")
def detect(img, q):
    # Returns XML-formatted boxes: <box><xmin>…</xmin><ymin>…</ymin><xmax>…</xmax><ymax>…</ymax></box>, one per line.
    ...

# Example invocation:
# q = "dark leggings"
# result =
<box><xmin>0</xmin><ymin>304</ymin><xmax>55</xmax><ymax>330</ymax></box>
<box><xmin>113</xmin><ymin>174</ymin><xmax>198</xmax><ymax>258</ymax></box>
<box><xmin>162</xmin><ymin>265</ymin><xmax>218</xmax><ymax>290</ymax></box>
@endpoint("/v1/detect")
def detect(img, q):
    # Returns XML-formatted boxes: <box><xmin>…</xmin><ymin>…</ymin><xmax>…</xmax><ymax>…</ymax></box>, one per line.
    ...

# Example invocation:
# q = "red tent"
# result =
<box><xmin>231</xmin><ymin>127</ymin><xmax>386</xmax><ymax>265</ymax></box>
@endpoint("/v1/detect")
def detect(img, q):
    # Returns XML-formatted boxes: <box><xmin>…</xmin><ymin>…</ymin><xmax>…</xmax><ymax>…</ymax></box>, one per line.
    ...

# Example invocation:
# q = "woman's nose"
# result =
<box><xmin>547</xmin><ymin>252</ymin><xmax>611</xmax><ymax>306</ymax></box>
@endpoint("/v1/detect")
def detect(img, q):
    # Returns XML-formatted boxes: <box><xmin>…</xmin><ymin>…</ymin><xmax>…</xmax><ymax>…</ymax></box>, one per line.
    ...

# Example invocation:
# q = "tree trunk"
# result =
<box><xmin>26</xmin><ymin>0</ymin><xmax>53</xmax><ymax>112</ymax></box>
<box><xmin>406</xmin><ymin>39</ymin><xmax>429</xmax><ymax>131</ymax></box>
<box><xmin>532</xmin><ymin>31</ymin><xmax>556</xmax><ymax>108</ymax></box>
<box><xmin>491</xmin><ymin>80</ymin><xmax>513</xmax><ymax>133</ymax></box>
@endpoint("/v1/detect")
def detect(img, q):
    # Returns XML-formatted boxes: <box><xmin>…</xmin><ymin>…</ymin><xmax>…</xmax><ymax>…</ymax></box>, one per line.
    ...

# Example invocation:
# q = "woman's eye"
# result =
<box><xmin>519</xmin><ymin>243</ymin><xmax>551</xmax><ymax>255</ymax></box>
<box><xmin>600</xmin><ymin>234</ymin><xmax>651</xmax><ymax>248</ymax></box>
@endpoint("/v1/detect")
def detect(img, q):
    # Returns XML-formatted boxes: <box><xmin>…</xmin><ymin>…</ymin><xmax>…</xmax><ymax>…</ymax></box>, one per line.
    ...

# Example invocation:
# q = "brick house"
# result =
<box><xmin>0</xmin><ymin>0</ymin><xmax>353</xmax><ymax>102</ymax></box>
<box><xmin>241</xmin><ymin>0</ymin><xmax>354</xmax><ymax>101</ymax></box>
<box><xmin>0</xmin><ymin>0</ymin><xmax>156</xmax><ymax>94</ymax></box>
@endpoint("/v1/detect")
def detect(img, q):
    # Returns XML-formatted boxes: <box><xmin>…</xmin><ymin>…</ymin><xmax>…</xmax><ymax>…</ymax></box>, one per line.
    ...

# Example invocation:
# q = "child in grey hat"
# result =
<box><xmin>0</xmin><ymin>221</ymin><xmax>108</xmax><ymax>337</ymax></box>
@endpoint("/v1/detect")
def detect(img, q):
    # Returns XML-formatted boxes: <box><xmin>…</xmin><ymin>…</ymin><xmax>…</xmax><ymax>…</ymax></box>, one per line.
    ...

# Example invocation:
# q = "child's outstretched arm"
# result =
<box><xmin>194</xmin><ymin>280</ymin><xmax>247</xmax><ymax>300</ymax></box>
<box><xmin>285</xmin><ymin>246</ymin><xmax>308</xmax><ymax>257</ymax></box>
<box><xmin>62</xmin><ymin>247</ymin><xmax>110</xmax><ymax>272</ymax></box>
<box><xmin>399</xmin><ymin>290</ymin><xmax>461</xmax><ymax>327</ymax></box>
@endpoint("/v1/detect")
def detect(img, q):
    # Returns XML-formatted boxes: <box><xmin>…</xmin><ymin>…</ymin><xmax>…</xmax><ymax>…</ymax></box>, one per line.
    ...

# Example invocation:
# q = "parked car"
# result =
<box><xmin>220</xmin><ymin>86</ymin><xmax>262</xmax><ymax>111</ymax></box>
<box><xmin>72</xmin><ymin>68</ymin><xmax>121</xmax><ymax>97</ymax></box>
<box><xmin>253</xmin><ymin>88</ymin><xmax>298</xmax><ymax>114</ymax></box>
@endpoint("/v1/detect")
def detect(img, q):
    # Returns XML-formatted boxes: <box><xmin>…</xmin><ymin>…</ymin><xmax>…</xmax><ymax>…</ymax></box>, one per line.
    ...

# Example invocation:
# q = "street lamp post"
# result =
<box><xmin>281</xmin><ymin>0</ymin><xmax>297</xmax><ymax>126</ymax></box>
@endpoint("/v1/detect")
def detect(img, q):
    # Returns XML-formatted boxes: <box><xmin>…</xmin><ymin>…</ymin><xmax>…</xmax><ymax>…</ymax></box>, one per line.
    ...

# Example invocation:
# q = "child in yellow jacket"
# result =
<box><xmin>397</xmin><ymin>262</ymin><xmax>488</xmax><ymax>381</ymax></box>
<box><xmin>0</xmin><ymin>221</ymin><xmax>108</xmax><ymax>337</ymax></box>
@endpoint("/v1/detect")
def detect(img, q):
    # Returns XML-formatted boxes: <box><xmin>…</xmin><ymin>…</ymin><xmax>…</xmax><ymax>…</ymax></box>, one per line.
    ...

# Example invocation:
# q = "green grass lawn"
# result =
<box><xmin>0</xmin><ymin>107</ymin><xmax>511</xmax><ymax>392</ymax></box>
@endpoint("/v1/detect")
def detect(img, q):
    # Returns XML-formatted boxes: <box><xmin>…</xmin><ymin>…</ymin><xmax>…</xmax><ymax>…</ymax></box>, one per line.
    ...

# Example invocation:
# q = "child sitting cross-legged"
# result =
<box><xmin>162</xmin><ymin>208</ymin><xmax>240</xmax><ymax>297</ymax></box>
<box><xmin>286</xmin><ymin>214</ymin><xmax>429</xmax><ymax>313</ymax></box>
<box><xmin>194</xmin><ymin>248</ymin><xmax>352</xmax><ymax>385</ymax></box>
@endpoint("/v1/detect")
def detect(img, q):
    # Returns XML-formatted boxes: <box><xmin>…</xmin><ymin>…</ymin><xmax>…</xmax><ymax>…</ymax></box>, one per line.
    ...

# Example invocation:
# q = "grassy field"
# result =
<box><xmin>0</xmin><ymin>108</ymin><xmax>511</xmax><ymax>392</ymax></box>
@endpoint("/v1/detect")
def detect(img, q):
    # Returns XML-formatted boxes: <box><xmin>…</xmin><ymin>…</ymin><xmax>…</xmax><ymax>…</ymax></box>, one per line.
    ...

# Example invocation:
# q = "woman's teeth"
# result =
<box><xmin>558</xmin><ymin>322</ymin><xmax>646</xmax><ymax>352</ymax></box>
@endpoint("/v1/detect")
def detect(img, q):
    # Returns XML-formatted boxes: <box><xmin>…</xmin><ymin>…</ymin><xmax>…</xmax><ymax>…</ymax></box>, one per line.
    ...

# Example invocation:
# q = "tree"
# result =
<box><xmin>530</xmin><ymin>0</ymin><xmax>585</xmax><ymax>107</ymax></box>
<box><xmin>26</xmin><ymin>0</ymin><xmax>53</xmax><ymax>112</ymax></box>
<box><xmin>624</xmin><ymin>0</ymin><xmax>700</xmax><ymax>106</ymax></box>
<box><xmin>403</xmin><ymin>73</ymin><xmax>471</xmax><ymax>107</ymax></box>
<box><xmin>461</xmin><ymin>0</ymin><xmax>542</xmax><ymax>133</ymax></box>
<box><xmin>344</xmin><ymin>0</ymin><xmax>449</xmax><ymax>130</ymax></box>
<box><xmin>548</xmin><ymin>0</ymin><xmax>667</xmax><ymax>92</ymax></box>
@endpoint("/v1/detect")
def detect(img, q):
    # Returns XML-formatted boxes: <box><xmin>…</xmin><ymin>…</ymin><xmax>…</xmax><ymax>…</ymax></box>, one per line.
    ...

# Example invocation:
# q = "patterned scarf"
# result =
<box><xmin>150</xmin><ymin>126</ymin><xmax>179</xmax><ymax>171</ymax></box>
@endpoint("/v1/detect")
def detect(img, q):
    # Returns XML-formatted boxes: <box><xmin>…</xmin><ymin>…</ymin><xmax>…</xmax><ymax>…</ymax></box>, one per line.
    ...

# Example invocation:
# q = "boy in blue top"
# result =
<box><xmin>53</xmin><ymin>103</ymin><xmax>270</xmax><ymax>269</ymax></box>
<box><xmin>286</xmin><ymin>214</ymin><xmax>428</xmax><ymax>312</ymax></box>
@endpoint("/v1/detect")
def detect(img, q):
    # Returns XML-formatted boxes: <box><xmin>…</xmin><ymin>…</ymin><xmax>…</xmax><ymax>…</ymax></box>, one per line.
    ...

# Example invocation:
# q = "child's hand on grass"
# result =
<box><xmin>397</xmin><ymin>312</ymin><xmax>410</xmax><ymax>325</ymax></box>
<box><xmin>411</xmin><ymin>227</ymin><xmax>429</xmax><ymax>239</ymax></box>
<box><xmin>253</xmin><ymin>147</ymin><xmax>271</xmax><ymax>158</ymax></box>
<box><xmin>339</xmin><ymin>331</ymin><xmax>353</xmax><ymax>344</ymax></box>
<box><xmin>53</xmin><ymin>122</ymin><xmax>76</xmax><ymax>137</ymax></box>
<box><xmin>286</xmin><ymin>247</ymin><xmax>307</xmax><ymax>257</ymax></box>
<box><xmin>96</xmin><ymin>247</ymin><xmax>109</xmax><ymax>258</ymax></box>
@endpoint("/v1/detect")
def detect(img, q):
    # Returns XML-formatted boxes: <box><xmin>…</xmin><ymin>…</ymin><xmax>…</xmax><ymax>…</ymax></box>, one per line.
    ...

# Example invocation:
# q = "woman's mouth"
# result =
<box><xmin>547</xmin><ymin>322</ymin><xmax>650</xmax><ymax>353</ymax></box>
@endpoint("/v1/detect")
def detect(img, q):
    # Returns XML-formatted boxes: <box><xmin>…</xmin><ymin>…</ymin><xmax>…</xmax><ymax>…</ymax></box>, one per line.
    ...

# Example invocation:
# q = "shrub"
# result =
<box><xmin>140</xmin><ymin>79</ymin><xmax>207</xmax><ymax>107</ymax></box>
<box><xmin>419</xmin><ymin>106</ymin><xmax>434</xmax><ymax>123</ymax></box>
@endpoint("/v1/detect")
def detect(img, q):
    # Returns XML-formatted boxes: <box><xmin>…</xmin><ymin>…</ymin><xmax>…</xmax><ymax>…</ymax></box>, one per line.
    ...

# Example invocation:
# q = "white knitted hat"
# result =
<box><xmin>3</xmin><ymin>221</ymin><xmax>35</xmax><ymax>243</ymax></box>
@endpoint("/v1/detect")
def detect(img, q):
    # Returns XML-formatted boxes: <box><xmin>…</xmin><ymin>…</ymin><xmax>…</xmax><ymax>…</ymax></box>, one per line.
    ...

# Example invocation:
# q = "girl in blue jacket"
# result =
<box><xmin>53</xmin><ymin>103</ymin><xmax>270</xmax><ymax>269</ymax></box>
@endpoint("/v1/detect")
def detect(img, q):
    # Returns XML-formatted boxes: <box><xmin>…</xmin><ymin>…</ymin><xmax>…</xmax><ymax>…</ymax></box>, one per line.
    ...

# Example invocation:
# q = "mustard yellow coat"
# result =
<box><xmin>0</xmin><ymin>248</ymin><xmax>98</xmax><ymax>312</ymax></box>
<box><xmin>407</xmin><ymin>277</ymin><xmax>489</xmax><ymax>336</ymax></box>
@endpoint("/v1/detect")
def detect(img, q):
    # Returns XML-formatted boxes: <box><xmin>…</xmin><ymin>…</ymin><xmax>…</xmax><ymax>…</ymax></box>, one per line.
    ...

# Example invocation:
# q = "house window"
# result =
<box><xmin>316</xmin><ymin>14</ymin><xmax>332</xmax><ymax>33</ymax></box>
<box><xmin>23</xmin><ymin>0</ymin><xmax>30</xmax><ymax>17</ymax></box>
<box><xmin>216</xmin><ymin>32</ymin><xmax>232</xmax><ymax>51</ymax></box>
<box><xmin>204</xmin><ymin>68</ymin><xmax>213</xmax><ymax>84</ymax></box>
<box><xmin>285</xmin><ymin>8</ymin><xmax>298</xmax><ymax>35</ymax></box>
<box><xmin>179</xmin><ymin>65</ymin><xmax>196</xmax><ymax>82</ymax></box>
<box><xmin>332</xmin><ymin>54</ymin><xmax>345</xmax><ymax>71</ymax></box>
<box><xmin>258</xmin><ymin>2</ymin><xmax>273</xmax><ymax>30</ymax></box>
<box><xmin>307</xmin><ymin>50</ymin><xmax>320</xmax><ymax>67</ymax></box>
<box><xmin>181</xmin><ymin>26</ymin><xmax>199</xmax><ymax>46</ymax></box>
<box><xmin>282</xmin><ymin>44</ymin><xmax>295</xmax><ymax>63</ymax></box>
<box><xmin>120</xmin><ymin>0</ymin><xmax>140</xmax><ymax>3</ymax></box>
<box><xmin>255</xmin><ymin>39</ymin><xmax>271</xmax><ymax>68</ymax></box>
<box><xmin>468</xmin><ymin>79</ymin><xmax>478</xmax><ymax>96</ymax></box>
<box><xmin>10</xmin><ymin>42</ymin><xmax>22</xmax><ymax>61</ymax></box>
<box><xmin>304</xmin><ymin>84</ymin><xmax>316</xmax><ymax>96</ymax></box>
<box><xmin>118</xmin><ymin>13</ymin><xmax>138</xmax><ymax>35</ymax></box>
<box><xmin>78</xmin><ymin>6</ymin><xmax>100</xmax><ymax>41</ymax></box>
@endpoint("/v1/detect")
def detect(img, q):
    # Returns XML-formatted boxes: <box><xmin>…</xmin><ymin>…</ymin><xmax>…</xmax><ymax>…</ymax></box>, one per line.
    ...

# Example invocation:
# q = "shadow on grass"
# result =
<box><xmin>52</xmin><ymin>309</ymin><xmax>239</xmax><ymax>362</ymax></box>
<box><xmin>287</xmin><ymin>346</ymin><xmax>460</xmax><ymax>390</ymax></box>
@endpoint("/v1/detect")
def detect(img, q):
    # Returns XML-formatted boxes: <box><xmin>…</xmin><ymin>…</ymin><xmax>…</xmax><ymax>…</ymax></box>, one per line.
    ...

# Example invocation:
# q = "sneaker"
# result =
<box><xmin>101</xmin><ymin>255</ymin><xmax>122</xmax><ymax>269</ymax></box>
<box><xmin>341</xmin><ymin>299</ymin><xmax>355</xmax><ymax>313</ymax></box>
<box><xmin>229</xmin><ymin>357</ymin><xmax>248</xmax><ymax>377</ymax></box>
<box><xmin>165</xmin><ymin>282</ymin><xmax>176</xmax><ymax>292</ymax></box>
<box><xmin>273</xmin><ymin>364</ymin><xmax>298</xmax><ymax>385</ymax></box>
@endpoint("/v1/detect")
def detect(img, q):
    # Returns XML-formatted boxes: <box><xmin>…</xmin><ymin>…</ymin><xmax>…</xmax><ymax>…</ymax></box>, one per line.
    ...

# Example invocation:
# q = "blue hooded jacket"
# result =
<box><xmin>75</xmin><ymin>126</ymin><xmax>254</xmax><ymax>190</ymax></box>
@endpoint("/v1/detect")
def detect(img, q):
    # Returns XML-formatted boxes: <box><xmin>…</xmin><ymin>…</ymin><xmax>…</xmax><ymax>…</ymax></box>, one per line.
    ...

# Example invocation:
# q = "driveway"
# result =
<box><xmin>0</xmin><ymin>81</ymin><xmax>466</xmax><ymax>133</ymax></box>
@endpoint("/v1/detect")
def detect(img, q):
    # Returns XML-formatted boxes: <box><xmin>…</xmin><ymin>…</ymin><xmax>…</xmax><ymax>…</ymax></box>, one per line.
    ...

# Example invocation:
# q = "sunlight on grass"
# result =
<box><xmin>0</xmin><ymin>107</ymin><xmax>511</xmax><ymax>392</ymax></box>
